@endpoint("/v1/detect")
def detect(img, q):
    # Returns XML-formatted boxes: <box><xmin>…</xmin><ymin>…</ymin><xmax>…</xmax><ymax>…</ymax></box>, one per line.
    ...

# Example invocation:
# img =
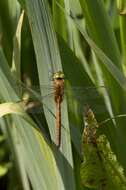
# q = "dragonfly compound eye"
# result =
<box><xmin>52</xmin><ymin>71</ymin><xmax>65</xmax><ymax>80</ymax></box>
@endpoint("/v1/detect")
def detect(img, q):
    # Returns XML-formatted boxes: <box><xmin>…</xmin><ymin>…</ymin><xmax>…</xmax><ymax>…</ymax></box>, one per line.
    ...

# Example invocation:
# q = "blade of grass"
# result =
<box><xmin>52</xmin><ymin>0</ymin><xmax>67</xmax><ymax>41</ymax></box>
<box><xmin>79</xmin><ymin>0</ymin><xmax>121</xmax><ymax>67</ymax></box>
<box><xmin>74</xmin><ymin>22</ymin><xmax>126</xmax><ymax>91</ymax></box>
<box><xmin>11</xmin><ymin>10</ymin><xmax>24</xmax><ymax>79</ymax></box>
<box><xmin>23</xmin><ymin>0</ymin><xmax>76</xmax><ymax>189</ymax></box>
<box><xmin>117</xmin><ymin>0</ymin><xmax>126</xmax><ymax>74</ymax></box>
<box><xmin>0</xmin><ymin>0</ymin><xmax>20</xmax><ymax>64</ymax></box>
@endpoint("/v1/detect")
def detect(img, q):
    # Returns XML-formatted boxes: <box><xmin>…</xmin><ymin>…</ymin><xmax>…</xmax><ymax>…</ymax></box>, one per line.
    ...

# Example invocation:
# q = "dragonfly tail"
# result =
<box><xmin>56</xmin><ymin>101</ymin><xmax>61</xmax><ymax>147</ymax></box>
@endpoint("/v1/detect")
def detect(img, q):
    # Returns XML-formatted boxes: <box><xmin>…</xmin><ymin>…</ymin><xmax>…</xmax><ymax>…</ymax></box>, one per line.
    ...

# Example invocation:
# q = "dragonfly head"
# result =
<box><xmin>52</xmin><ymin>71</ymin><xmax>65</xmax><ymax>80</ymax></box>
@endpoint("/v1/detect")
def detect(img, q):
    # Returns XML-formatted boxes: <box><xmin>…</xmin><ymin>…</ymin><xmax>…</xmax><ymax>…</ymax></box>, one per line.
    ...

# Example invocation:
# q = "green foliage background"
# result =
<box><xmin>0</xmin><ymin>0</ymin><xmax>126</xmax><ymax>189</ymax></box>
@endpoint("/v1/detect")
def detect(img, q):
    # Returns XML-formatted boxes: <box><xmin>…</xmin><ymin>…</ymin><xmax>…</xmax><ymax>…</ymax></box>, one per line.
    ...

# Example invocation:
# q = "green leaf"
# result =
<box><xmin>52</xmin><ymin>0</ymin><xmax>67</xmax><ymax>41</ymax></box>
<box><xmin>0</xmin><ymin>0</ymin><xmax>20</xmax><ymax>64</ymax></box>
<box><xmin>0</xmin><ymin>102</ymin><xmax>36</xmax><ymax>127</ymax></box>
<box><xmin>23</xmin><ymin>0</ymin><xmax>76</xmax><ymax>189</ymax></box>
<box><xmin>12</xmin><ymin>10</ymin><xmax>24</xmax><ymax>79</ymax></box>
<box><xmin>79</xmin><ymin>0</ymin><xmax>121</xmax><ymax>67</ymax></box>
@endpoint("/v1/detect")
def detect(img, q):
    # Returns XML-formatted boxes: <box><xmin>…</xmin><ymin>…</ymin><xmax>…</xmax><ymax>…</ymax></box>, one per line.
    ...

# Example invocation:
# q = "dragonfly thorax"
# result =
<box><xmin>53</xmin><ymin>78</ymin><xmax>64</xmax><ymax>103</ymax></box>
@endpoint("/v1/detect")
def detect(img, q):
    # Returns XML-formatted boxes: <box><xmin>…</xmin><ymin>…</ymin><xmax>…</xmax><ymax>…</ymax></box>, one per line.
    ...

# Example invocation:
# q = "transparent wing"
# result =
<box><xmin>64</xmin><ymin>85</ymin><xmax>109</xmax><ymax>116</ymax></box>
<box><xmin>15</xmin><ymin>80</ymin><xmax>109</xmax><ymax>116</ymax></box>
<box><xmin>15</xmin><ymin>81</ymin><xmax>54</xmax><ymax>102</ymax></box>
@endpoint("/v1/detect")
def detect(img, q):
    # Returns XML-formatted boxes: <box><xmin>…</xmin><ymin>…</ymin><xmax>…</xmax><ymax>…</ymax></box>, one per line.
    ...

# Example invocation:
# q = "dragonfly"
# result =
<box><xmin>80</xmin><ymin>106</ymin><xmax>126</xmax><ymax>189</ymax></box>
<box><xmin>14</xmin><ymin>71</ymin><xmax>112</xmax><ymax>147</ymax></box>
<box><xmin>48</xmin><ymin>71</ymin><xmax>64</xmax><ymax>147</ymax></box>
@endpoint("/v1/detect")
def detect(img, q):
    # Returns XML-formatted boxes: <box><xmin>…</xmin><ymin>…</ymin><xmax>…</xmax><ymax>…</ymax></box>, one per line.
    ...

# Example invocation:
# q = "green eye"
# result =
<box><xmin>52</xmin><ymin>71</ymin><xmax>65</xmax><ymax>80</ymax></box>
